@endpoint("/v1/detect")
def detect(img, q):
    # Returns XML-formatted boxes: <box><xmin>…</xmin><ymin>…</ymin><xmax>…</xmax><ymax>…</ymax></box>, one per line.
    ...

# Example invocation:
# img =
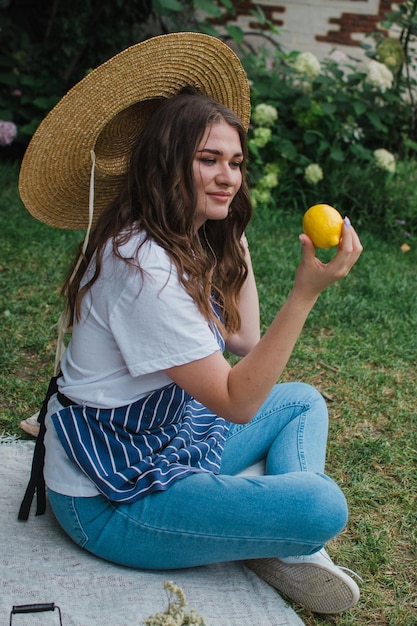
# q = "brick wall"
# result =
<box><xmin>215</xmin><ymin>1</ymin><xmax>403</xmax><ymax>61</ymax></box>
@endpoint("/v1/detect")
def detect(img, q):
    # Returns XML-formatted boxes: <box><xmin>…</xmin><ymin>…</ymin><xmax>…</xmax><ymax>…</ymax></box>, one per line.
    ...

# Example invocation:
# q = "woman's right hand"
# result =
<box><xmin>294</xmin><ymin>217</ymin><xmax>363</xmax><ymax>300</ymax></box>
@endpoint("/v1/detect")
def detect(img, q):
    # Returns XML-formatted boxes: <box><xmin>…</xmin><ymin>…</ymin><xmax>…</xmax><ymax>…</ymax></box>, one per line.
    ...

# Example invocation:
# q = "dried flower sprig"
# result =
<box><xmin>143</xmin><ymin>581</ymin><xmax>206</xmax><ymax>626</ymax></box>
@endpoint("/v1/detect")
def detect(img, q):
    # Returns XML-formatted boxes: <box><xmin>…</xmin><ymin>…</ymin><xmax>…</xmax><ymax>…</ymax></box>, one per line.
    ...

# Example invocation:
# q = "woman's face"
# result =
<box><xmin>193</xmin><ymin>120</ymin><xmax>243</xmax><ymax>230</ymax></box>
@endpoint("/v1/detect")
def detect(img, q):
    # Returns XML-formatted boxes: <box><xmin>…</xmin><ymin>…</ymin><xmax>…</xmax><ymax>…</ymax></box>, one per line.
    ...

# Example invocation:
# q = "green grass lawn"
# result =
<box><xmin>1</xmin><ymin>161</ymin><xmax>416</xmax><ymax>625</ymax></box>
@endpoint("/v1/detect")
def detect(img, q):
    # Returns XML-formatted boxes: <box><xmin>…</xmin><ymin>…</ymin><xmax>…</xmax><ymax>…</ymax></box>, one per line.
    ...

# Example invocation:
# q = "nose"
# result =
<box><xmin>215</xmin><ymin>164</ymin><xmax>236</xmax><ymax>186</ymax></box>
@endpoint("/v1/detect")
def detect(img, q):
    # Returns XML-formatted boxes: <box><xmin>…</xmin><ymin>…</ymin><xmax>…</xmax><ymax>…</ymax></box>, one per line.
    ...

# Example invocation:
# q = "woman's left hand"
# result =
<box><xmin>295</xmin><ymin>217</ymin><xmax>363</xmax><ymax>300</ymax></box>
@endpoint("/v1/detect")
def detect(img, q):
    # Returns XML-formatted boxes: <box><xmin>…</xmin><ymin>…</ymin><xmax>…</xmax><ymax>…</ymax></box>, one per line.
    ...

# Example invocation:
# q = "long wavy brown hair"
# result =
<box><xmin>63</xmin><ymin>89</ymin><xmax>253</xmax><ymax>336</ymax></box>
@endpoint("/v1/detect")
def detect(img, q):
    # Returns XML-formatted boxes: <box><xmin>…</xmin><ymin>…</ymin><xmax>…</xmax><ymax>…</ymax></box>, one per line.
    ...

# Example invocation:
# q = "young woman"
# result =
<box><xmin>19</xmin><ymin>33</ymin><xmax>363</xmax><ymax>615</ymax></box>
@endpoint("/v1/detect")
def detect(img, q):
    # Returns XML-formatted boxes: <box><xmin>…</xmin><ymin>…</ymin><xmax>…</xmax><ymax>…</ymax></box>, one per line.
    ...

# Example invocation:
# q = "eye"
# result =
<box><xmin>198</xmin><ymin>157</ymin><xmax>216</xmax><ymax>166</ymax></box>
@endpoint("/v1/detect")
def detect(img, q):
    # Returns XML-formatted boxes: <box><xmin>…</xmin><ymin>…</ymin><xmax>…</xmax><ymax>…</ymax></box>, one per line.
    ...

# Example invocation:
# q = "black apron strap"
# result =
<box><xmin>18</xmin><ymin>376</ymin><xmax>59</xmax><ymax>521</ymax></box>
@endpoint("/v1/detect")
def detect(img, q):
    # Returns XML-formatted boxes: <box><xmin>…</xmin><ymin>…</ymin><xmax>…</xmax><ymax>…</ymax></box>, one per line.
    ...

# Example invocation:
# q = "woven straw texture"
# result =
<box><xmin>19</xmin><ymin>33</ymin><xmax>251</xmax><ymax>230</ymax></box>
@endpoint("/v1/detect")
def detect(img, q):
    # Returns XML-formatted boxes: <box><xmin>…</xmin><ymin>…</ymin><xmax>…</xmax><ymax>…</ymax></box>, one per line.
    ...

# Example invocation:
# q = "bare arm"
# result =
<box><xmin>166</xmin><ymin>221</ymin><xmax>362</xmax><ymax>424</ymax></box>
<box><xmin>225</xmin><ymin>235</ymin><xmax>261</xmax><ymax>356</ymax></box>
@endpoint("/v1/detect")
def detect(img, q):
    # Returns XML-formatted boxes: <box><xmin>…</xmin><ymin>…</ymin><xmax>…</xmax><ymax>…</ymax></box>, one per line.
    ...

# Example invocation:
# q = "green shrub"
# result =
<box><xmin>245</xmin><ymin>47</ymin><xmax>416</xmax><ymax>237</ymax></box>
<box><xmin>1</xmin><ymin>0</ymin><xmax>417</xmax><ymax>238</ymax></box>
<box><xmin>243</xmin><ymin>1</ymin><xmax>417</xmax><ymax>239</ymax></box>
<box><xmin>0</xmin><ymin>0</ymin><xmax>235</xmax><ymax>155</ymax></box>
<box><xmin>0</xmin><ymin>0</ymin><xmax>157</xmax><ymax>156</ymax></box>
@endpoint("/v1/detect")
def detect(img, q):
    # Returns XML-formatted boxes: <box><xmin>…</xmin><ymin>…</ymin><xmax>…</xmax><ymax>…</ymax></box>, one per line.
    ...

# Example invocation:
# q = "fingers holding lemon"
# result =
<box><xmin>302</xmin><ymin>204</ymin><xmax>343</xmax><ymax>249</ymax></box>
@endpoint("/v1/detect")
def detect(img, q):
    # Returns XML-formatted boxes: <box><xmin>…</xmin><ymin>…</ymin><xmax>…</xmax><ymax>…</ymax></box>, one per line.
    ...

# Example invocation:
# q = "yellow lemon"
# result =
<box><xmin>302</xmin><ymin>203</ymin><xmax>343</xmax><ymax>249</ymax></box>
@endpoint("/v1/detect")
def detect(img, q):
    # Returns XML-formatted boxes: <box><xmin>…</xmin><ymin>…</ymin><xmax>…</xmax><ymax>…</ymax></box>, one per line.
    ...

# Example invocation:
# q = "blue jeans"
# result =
<box><xmin>47</xmin><ymin>382</ymin><xmax>348</xmax><ymax>569</ymax></box>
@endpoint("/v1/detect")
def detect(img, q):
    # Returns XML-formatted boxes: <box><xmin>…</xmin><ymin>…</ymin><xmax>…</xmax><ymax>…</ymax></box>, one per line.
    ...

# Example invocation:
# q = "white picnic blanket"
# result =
<box><xmin>0</xmin><ymin>440</ymin><xmax>304</xmax><ymax>626</ymax></box>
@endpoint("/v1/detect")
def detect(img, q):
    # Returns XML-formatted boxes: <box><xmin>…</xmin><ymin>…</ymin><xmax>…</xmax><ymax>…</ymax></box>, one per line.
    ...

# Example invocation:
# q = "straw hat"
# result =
<box><xmin>19</xmin><ymin>32</ymin><xmax>251</xmax><ymax>230</ymax></box>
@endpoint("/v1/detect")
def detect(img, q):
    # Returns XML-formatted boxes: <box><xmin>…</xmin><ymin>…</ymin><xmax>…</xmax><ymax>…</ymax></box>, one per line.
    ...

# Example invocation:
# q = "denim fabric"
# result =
<box><xmin>47</xmin><ymin>382</ymin><xmax>348</xmax><ymax>570</ymax></box>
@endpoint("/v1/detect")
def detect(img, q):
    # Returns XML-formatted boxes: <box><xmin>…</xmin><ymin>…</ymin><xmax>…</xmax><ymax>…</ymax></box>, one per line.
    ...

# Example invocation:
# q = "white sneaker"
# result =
<box><xmin>245</xmin><ymin>548</ymin><xmax>362</xmax><ymax>614</ymax></box>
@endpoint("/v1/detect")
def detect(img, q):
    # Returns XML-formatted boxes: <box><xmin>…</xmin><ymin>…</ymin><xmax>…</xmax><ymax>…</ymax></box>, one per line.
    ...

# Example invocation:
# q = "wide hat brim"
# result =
<box><xmin>19</xmin><ymin>32</ymin><xmax>251</xmax><ymax>230</ymax></box>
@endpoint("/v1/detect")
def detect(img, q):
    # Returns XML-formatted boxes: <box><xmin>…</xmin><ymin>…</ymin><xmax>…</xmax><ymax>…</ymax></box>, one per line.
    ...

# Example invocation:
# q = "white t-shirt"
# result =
<box><xmin>44</xmin><ymin>233</ymin><xmax>221</xmax><ymax>497</ymax></box>
<box><xmin>59</xmin><ymin>234</ymin><xmax>220</xmax><ymax>406</ymax></box>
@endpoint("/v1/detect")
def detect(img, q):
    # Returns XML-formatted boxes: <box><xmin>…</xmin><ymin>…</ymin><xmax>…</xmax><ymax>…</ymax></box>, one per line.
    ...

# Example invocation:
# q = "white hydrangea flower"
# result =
<box><xmin>364</xmin><ymin>60</ymin><xmax>393</xmax><ymax>92</ymax></box>
<box><xmin>261</xmin><ymin>171</ymin><xmax>279</xmax><ymax>189</ymax></box>
<box><xmin>252</xmin><ymin>103</ymin><xmax>278</xmax><ymax>127</ymax></box>
<box><xmin>258</xmin><ymin>162</ymin><xmax>280</xmax><ymax>189</ymax></box>
<box><xmin>374</xmin><ymin>148</ymin><xmax>396</xmax><ymax>173</ymax></box>
<box><xmin>294</xmin><ymin>52</ymin><xmax>321</xmax><ymax>80</ymax></box>
<box><xmin>304</xmin><ymin>163</ymin><xmax>323</xmax><ymax>185</ymax></box>
<box><xmin>265</xmin><ymin>162</ymin><xmax>280</xmax><ymax>175</ymax></box>
<box><xmin>251</xmin><ymin>187</ymin><xmax>273</xmax><ymax>208</ymax></box>
<box><xmin>252</xmin><ymin>127</ymin><xmax>272</xmax><ymax>148</ymax></box>
<box><xmin>377</xmin><ymin>38</ymin><xmax>405</xmax><ymax>74</ymax></box>
<box><xmin>340</xmin><ymin>117</ymin><xmax>365</xmax><ymax>143</ymax></box>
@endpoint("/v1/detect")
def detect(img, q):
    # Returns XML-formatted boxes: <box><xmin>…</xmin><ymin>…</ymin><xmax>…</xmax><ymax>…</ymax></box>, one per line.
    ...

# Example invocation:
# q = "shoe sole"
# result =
<box><xmin>245</xmin><ymin>557</ymin><xmax>360</xmax><ymax>614</ymax></box>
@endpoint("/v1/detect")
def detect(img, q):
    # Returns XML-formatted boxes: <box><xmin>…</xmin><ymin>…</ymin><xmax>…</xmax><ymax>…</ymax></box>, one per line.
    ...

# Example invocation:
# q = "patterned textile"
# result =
<box><xmin>51</xmin><ymin>305</ymin><xmax>229</xmax><ymax>503</ymax></box>
<box><xmin>51</xmin><ymin>384</ymin><xmax>229</xmax><ymax>502</ymax></box>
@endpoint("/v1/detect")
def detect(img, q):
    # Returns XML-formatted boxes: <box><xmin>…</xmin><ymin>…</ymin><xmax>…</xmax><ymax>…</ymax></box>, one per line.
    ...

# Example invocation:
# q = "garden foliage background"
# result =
<box><xmin>1</xmin><ymin>3</ymin><xmax>417</xmax><ymax>626</ymax></box>
<box><xmin>1</xmin><ymin>0</ymin><xmax>417</xmax><ymax>242</ymax></box>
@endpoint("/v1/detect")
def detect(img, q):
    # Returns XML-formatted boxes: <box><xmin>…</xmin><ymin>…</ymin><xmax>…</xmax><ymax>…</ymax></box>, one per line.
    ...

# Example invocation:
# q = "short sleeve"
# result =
<box><xmin>108</xmin><ymin>242</ymin><xmax>220</xmax><ymax>377</ymax></box>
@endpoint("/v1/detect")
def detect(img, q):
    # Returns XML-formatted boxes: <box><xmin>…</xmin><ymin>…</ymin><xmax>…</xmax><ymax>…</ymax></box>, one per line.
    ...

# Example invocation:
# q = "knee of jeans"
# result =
<box><xmin>295</xmin><ymin>473</ymin><xmax>348</xmax><ymax>544</ymax></box>
<box><xmin>271</xmin><ymin>381</ymin><xmax>328</xmax><ymax>412</ymax></box>
<box><xmin>301</xmin><ymin>382</ymin><xmax>328</xmax><ymax>412</ymax></box>
<box><xmin>315</xmin><ymin>474</ymin><xmax>349</xmax><ymax>536</ymax></box>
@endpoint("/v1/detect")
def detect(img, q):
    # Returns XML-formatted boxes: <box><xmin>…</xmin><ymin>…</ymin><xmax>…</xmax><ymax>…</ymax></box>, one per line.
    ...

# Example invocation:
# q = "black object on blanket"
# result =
<box><xmin>10</xmin><ymin>603</ymin><xmax>63</xmax><ymax>625</ymax></box>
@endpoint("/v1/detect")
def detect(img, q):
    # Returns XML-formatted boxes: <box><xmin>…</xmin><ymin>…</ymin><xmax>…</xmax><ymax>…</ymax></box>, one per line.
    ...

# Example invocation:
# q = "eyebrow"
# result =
<box><xmin>196</xmin><ymin>148</ymin><xmax>244</xmax><ymax>158</ymax></box>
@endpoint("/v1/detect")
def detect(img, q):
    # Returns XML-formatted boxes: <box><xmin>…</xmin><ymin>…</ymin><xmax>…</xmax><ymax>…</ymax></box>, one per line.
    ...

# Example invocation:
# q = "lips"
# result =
<box><xmin>207</xmin><ymin>192</ymin><xmax>231</xmax><ymax>202</ymax></box>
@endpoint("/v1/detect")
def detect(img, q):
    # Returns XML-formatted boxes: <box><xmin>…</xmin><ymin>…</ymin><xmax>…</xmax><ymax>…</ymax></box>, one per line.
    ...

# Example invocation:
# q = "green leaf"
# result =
<box><xmin>349</xmin><ymin>143</ymin><xmax>372</xmax><ymax>160</ymax></box>
<box><xmin>0</xmin><ymin>73</ymin><xmax>18</xmax><ymax>87</ymax></box>
<box><xmin>0</xmin><ymin>109</ymin><xmax>13</xmax><ymax>120</ymax></box>
<box><xmin>321</xmin><ymin>102</ymin><xmax>337</xmax><ymax>115</ymax></box>
<box><xmin>33</xmin><ymin>97</ymin><xmax>59</xmax><ymax>110</ymax></box>
<box><xmin>330</xmin><ymin>147</ymin><xmax>345</xmax><ymax>162</ymax></box>
<box><xmin>250</xmin><ymin>4</ymin><xmax>271</xmax><ymax>28</ymax></box>
<box><xmin>353</xmin><ymin>101</ymin><xmax>367</xmax><ymax>116</ymax></box>
<box><xmin>248</xmin><ymin>140</ymin><xmax>261</xmax><ymax>159</ymax></box>
<box><xmin>279</xmin><ymin>139</ymin><xmax>298</xmax><ymax>159</ymax></box>
<box><xmin>197</xmin><ymin>21</ymin><xmax>221</xmax><ymax>37</ymax></box>
<box><xmin>152</xmin><ymin>0</ymin><xmax>183</xmax><ymax>12</ymax></box>
<box><xmin>318</xmin><ymin>140</ymin><xmax>330</xmax><ymax>154</ymax></box>
<box><xmin>225</xmin><ymin>25</ymin><xmax>244</xmax><ymax>43</ymax></box>
<box><xmin>194</xmin><ymin>0</ymin><xmax>222</xmax><ymax>17</ymax></box>
<box><xmin>303</xmin><ymin>130</ymin><xmax>320</xmax><ymax>145</ymax></box>
<box><xmin>403</xmin><ymin>136</ymin><xmax>417</xmax><ymax>153</ymax></box>
<box><xmin>20</xmin><ymin>121</ymin><xmax>40</xmax><ymax>136</ymax></box>
<box><xmin>19</xmin><ymin>75</ymin><xmax>39</xmax><ymax>87</ymax></box>
<box><xmin>218</xmin><ymin>0</ymin><xmax>234</xmax><ymax>11</ymax></box>
<box><xmin>366</xmin><ymin>112</ymin><xmax>388</xmax><ymax>133</ymax></box>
